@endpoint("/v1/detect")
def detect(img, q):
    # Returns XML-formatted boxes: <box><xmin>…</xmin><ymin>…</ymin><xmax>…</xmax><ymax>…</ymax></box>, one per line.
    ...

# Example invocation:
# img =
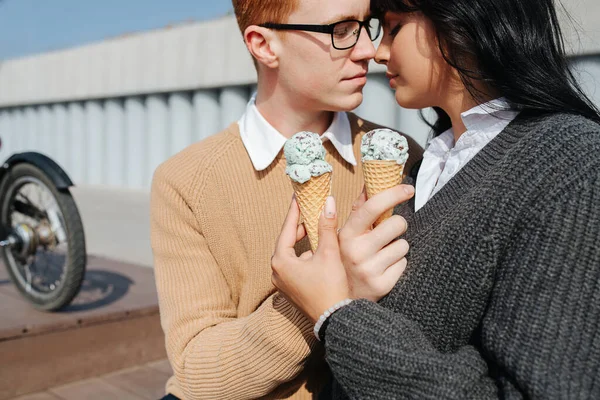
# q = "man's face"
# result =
<box><xmin>275</xmin><ymin>0</ymin><xmax>376</xmax><ymax>112</ymax></box>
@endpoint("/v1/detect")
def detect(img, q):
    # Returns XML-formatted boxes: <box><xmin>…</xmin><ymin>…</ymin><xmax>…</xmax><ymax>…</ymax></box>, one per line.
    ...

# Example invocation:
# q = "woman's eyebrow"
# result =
<box><xmin>385</xmin><ymin>14</ymin><xmax>405</xmax><ymax>26</ymax></box>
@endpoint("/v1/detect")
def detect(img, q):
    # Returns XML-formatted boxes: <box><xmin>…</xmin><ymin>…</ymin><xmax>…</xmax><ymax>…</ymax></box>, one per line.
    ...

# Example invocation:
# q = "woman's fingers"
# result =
<box><xmin>366</xmin><ymin>215</ymin><xmax>408</xmax><ymax>252</ymax></box>
<box><xmin>376</xmin><ymin>257</ymin><xmax>408</xmax><ymax>296</ymax></box>
<box><xmin>296</xmin><ymin>222</ymin><xmax>307</xmax><ymax>243</ymax></box>
<box><xmin>340</xmin><ymin>215</ymin><xmax>407</xmax><ymax>269</ymax></box>
<box><xmin>351</xmin><ymin>186</ymin><xmax>368</xmax><ymax>213</ymax></box>
<box><xmin>274</xmin><ymin>196</ymin><xmax>303</xmax><ymax>256</ymax></box>
<box><xmin>368</xmin><ymin>238</ymin><xmax>409</xmax><ymax>275</ymax></box>
<box><xmin>344</xmin><ymin>237</ymin><xmax>409</xmax><ymax>301</ymax></box>
<box><xmin>316</xmin><ymin>196</ymin><xmax>340</xmax><ymax>255</ymax></box>
<box><xmin>343</xmin><ymin>185</ymin><xmax>414</xmax><ymax>238</ymax></box>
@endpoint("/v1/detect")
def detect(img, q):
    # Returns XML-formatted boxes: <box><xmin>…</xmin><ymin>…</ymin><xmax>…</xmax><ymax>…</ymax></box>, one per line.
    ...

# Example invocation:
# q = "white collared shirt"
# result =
<box><xmin>238</xmin><ymin>94</ymin><xmax>357</xmax><ymax>171</ymax></box>
<box><xmin>415</xmin><ymin>98</ymin><xmax>520</xmax><ymax>211</ymax></box>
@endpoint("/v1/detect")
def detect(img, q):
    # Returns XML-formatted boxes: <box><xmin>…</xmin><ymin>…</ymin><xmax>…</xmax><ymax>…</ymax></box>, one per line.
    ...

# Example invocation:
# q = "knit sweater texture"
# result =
<box><xmin>323</xmin><ymin>112</ymin><xmax>600</xmax><ymax>399</ymax></box>
<box><xmin>150</xmin><ymin>113</ymin><xmax>423</xmax><ymax>400</ymax></box>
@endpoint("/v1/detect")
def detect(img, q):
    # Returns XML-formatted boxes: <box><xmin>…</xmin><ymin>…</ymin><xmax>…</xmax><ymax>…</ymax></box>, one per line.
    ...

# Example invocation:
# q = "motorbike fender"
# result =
<box><xmin>2</xmin><ymin>152</ymin><xmax>74</xmax><ymax>190</ymax></box>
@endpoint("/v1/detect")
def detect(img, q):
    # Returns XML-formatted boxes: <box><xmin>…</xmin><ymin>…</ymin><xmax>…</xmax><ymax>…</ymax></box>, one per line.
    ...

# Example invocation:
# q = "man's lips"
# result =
<box><xmin>344</xmin><ymin>71</ymin><xmax>368</xmax><ymax>81</ymax></box>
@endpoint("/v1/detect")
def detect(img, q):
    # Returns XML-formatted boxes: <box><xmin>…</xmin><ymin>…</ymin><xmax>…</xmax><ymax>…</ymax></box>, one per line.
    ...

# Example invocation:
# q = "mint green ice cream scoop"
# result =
<box><xmin>284</xmin><ymin>131</ymin><xmax>333</xmax><ymax>184</ymax></box>
<box><xmin>361</xmin><ymin>129</ymin><xmax>409</xmax><ymax>164</ymax></box>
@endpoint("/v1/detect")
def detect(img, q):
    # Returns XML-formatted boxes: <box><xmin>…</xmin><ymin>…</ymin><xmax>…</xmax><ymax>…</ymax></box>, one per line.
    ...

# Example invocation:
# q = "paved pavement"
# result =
<box><xmin>71</xmin><ymin>186</ymin><xmax>153</xmax><ymax>268</ymax></box>
<box><xmin>13</xmin><ymin>359</ymin><xmax>171</xmax><ymax>400</ymax></box>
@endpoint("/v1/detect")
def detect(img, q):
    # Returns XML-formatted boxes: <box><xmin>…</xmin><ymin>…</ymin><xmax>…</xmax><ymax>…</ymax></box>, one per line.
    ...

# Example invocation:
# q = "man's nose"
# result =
<box><xmin>352</xmin><ymin>26</ymin><xmax>376</xmax><ymax>60</ymax></box>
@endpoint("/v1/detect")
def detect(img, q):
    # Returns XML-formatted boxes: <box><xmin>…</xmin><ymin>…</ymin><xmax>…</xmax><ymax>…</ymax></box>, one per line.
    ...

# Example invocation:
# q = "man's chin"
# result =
<box><xmin>326</xmin><ymin>92</ymin><xmax>364</xmax><ymax>112</ymax></box>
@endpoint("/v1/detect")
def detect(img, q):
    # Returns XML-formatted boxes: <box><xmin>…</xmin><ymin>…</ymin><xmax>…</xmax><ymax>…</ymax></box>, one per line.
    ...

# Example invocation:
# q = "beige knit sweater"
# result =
<box><xmin>150</xmin><ymin>113</ymin><xmax>422</xmax><ymax>400</ymax></box>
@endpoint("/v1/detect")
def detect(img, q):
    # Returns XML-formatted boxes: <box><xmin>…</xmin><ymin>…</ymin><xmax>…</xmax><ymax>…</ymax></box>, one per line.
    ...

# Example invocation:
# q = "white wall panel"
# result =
<box><xmin>0</xmin><ymin>59</ymin><xmax>598</xmax><ymax>191</ymax></box>
<box><xmin>168</xmin><ymin>92</ymin><xmax>193</xmax><ymax>157</ymax></box>
<box><xmin>0</xmin><ymin>111</ymin><xmax>10</xmax><ymax>162</ymax></box>
<box><xmin>13</xmin><ymin>108</ymin><xmax>26</xmax><ymax>153</ymax></box>
<box><xmin>24</xmin><ymin>107</ymin><xmax>38</xmax><ymax>152</ymax></box>
<box><xmin>105</xmin><ymin>99</ymin><xmax>126</xmax><ymax>187</ymax></box>
<box><xmin>146</xmin><ymin>94</ymin><xmax>169</xmax><ymax>187</ymax></box>
<box><xmin>86</xmin><ymin>101</ymin><xmax>105</xmax><ymax>185</ymax></box>
<box><xmin>193</xmin><ymin>90</ymin><xmax>220</xmax><ymax>141</ymax></box>
<box><xmin>6</xmin><ymin>110</ymin><xmax>18</xmax><ymax>156</ymax></box>
<box><xmin>125</xmin><ymin>97</ymin><xmax>146</xmax><ymax>189</ymax></box>
<box><xmin>39</xmin><ymin>105</ymin><xmax>54</xmax><ymax>159</ymax></box>
<box><xmin>220</xmin><ymin>87</ymin><xmax>248</xmax><ymax>131</ymax></box>
<box><xmin>68</xmin><ymin>102</ymin><xmax>86</xmax><ymax>184</ymax></box>
<box><xmin>53</xmin><ymin>104</ymin><xmax>69</xmax><ymax>172</ymax></box>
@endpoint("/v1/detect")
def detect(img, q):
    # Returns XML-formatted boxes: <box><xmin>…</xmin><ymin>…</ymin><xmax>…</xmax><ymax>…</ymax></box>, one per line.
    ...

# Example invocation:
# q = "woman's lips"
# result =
<box><xmin>386</xmin><ymin>73</ymin><xmax>399</xmax><ymax>88</ymax></box>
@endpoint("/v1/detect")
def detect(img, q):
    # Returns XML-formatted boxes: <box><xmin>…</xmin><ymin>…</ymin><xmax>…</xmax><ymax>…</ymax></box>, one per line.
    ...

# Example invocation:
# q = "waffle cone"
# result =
<box><xmin>291</xmin><ymin>172</ymin><xmax>332</xmax><ymax>252</ymax></box>
<box><xmin>362</xmin><ymin>160</ymin><xmax>404</xmax><ymax>227</ymax></box>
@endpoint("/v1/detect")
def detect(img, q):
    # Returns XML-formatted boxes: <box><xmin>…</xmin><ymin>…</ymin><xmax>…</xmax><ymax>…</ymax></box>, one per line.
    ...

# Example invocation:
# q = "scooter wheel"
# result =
<box><xmin>0</xmin><ymin>163</ymin><xmax>86</xmax><ymax>311</ymax></box>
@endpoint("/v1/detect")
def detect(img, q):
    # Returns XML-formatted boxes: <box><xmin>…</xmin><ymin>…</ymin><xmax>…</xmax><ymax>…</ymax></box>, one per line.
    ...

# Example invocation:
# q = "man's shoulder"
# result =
<box><xmin>153</xmin><ymin>123</ymin><xmax>245</xmax><ymax>189</ymax></box>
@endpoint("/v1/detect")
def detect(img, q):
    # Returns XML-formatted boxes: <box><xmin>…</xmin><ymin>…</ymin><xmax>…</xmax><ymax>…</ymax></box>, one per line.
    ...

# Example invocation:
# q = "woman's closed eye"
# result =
<box><xmin>389</xmin><ymin>23</ymin><xmax>402</xmax><ymax>36</ymax></box>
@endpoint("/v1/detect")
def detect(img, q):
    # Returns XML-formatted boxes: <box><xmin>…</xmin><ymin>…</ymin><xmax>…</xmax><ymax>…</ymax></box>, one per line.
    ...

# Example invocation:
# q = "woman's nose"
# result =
<box><xmin>374</xmin><ymin>43</ymin><xmax>389</xmax><ymax>65</ymax></box>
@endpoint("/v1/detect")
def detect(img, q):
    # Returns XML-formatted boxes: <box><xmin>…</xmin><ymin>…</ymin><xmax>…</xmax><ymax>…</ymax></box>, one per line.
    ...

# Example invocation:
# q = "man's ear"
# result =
<box><xmin>244</xmin><ymin>25</ymin><xmax>280</xmax><ymax>69</ymax></box>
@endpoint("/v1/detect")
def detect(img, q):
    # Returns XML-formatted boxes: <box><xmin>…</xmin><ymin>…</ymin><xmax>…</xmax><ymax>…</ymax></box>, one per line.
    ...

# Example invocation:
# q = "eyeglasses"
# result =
<box><xmin>260</xmin><ymin>18</ymin><xmax>382</xmax><ymax>50</ymax></box>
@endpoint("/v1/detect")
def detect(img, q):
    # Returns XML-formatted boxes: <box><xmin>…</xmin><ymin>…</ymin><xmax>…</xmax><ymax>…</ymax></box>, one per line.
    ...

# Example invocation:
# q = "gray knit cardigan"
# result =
<box><xmin>322</xmin><ymin>112</ymin><xmax>600</xmax><ymax>399</ymax></box>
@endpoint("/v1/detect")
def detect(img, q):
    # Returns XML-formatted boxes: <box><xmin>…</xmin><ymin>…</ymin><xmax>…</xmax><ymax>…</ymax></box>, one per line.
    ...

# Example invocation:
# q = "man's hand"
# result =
<box><xmin>338</xmin><ymin>185</ymin><xmax>413</xmax><ymax>302</ymax></box>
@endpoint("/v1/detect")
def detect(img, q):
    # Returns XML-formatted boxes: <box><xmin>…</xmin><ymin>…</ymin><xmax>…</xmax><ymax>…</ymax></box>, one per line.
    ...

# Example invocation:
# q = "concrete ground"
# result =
<box><xmin>71</xmin><ymin>186</ymin><xmax>153</xmax><ymax>268</ymax></box>
<box><xmin>14</xmin><ymin>359</ymin><xmax>171</xmax><ymax>400</ymax></box>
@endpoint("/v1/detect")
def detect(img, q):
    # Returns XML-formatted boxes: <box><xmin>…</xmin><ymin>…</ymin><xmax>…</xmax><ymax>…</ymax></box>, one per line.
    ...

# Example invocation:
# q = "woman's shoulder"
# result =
<box><xmin>514</xmin><ymin>112</ymin><xmax>600</xmax><ymax>194</ymax></box>
<box><xmin>524</xmin><ymin>111</ymin><xmax>600</xmax><ymax>137</ymax></box>
<box><xmin>517</xmin><ymin>111</ymin><xmax>600</xmax><ymax>155</ymax></box>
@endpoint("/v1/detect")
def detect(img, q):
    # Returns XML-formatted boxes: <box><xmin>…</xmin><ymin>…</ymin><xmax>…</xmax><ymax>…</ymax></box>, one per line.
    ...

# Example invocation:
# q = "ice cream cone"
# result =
<box><xmin>291</xmin><ymin>172</ymin><xmax>331</xmax><ymax>252</ymax></box>
<box><xmin>362</xmin><ymin>160</ymin><xmax>404</xmax><ymax>227</ymax></box>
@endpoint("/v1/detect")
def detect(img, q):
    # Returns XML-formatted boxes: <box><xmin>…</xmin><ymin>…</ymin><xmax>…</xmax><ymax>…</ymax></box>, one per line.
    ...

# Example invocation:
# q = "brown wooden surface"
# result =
<box><xmin>50</xmin><ymin>379</ymin><xmax>147</xmax><ymax>400</ymax></box>
<box><xmin>0</xmin><ymin>256</ymin><xmax>167</xmax><ymax>400</ymax></box>
<box><xmin>103</xmin><ymin>366</ymin><xmax>171</xmax><ymax>399</ymax></box>
<box><xmin>13</xmin><ymin>393</ymin><xmax>62</xmax><ymax>400</ymax></box>
<box><xmin>0</xmin><ymin>255</ymin><xmax>159</xmax><ymax>341</ymax></box>
<box><xmin>14</xmin><ymin>360</ymin><xmax>173</xmax><ymax>400</ymax></box>
<box><xmin>146</xmin><ymin>359</ymin><xmax>173</xmax><ymax>376</ymax></box>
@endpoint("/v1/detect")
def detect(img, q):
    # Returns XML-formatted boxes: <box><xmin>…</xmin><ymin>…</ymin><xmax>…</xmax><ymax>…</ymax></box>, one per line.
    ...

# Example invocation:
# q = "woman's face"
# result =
<box><xmin>375</xmin><ymin>12</ymin><xmax>455</xmax><ymax>110</ymax></box>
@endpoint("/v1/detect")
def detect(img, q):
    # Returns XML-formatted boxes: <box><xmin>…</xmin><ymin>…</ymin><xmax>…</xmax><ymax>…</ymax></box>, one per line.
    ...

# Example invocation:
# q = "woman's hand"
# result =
<box><xmin>271</xmin><ymin>196</ymin><xmax>349</xmax><ymax>324</ymax></box>
<box><xmin>271</xmin><ymin>185</ymin><xmax>414</xmax><ymax>323</ymax></box>
<box><xmin>339</xmin><ymin>185</ymin><xmax>414</xmax><ymax>302</ymax></box>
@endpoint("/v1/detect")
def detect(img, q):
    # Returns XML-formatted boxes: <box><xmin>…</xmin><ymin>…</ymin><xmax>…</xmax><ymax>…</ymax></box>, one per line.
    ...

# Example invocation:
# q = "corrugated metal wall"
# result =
<box><xmin>0</xmin><ymin>86</ymin><xmax>249</xmax><ymax>189</ymax></box>
<box><xmin>0</xmin><ymin>57</ymin><xmax>598</xmax><ymax>190</ymax></box>
<box><xmin>0</xmin><ymin>74</ymin><xmax>430</xmax><ymax>189</ymax></box>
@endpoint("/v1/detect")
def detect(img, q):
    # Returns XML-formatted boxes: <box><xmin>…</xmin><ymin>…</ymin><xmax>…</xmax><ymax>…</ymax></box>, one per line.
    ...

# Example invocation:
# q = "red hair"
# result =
<box><xmin>232</xmin><ymin>0</ymin><xmax>299</xmax><ymax>33</ymax></box>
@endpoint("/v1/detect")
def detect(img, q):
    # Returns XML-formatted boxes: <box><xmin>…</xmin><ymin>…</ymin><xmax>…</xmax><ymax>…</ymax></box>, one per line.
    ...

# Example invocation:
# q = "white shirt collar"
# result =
<box><xmin>425</xmin><ymin>98</ymin><xmax>516</xmax><ymax>155</ymax></box>
<box><xmin>238</xmin><ymin>94</ymin><xmax>356</xmax><ymax>171</ymax></box>
<box><xmin>415</xmin><ymin>98</ymin><xmax>519</xmax><ymax>211</ymax></box>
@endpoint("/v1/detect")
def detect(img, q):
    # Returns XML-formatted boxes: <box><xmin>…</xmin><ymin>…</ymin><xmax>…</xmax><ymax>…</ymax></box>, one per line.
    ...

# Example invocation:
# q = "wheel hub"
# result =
<box><xmin>11</xmin><ymin>223</ymin><xmax>39</xmax><ymax>259</ymax></box>
<box><xmin>36</xmin><ymin>222</ymin><xmax>56</xmax><ymax>247</ymax></box>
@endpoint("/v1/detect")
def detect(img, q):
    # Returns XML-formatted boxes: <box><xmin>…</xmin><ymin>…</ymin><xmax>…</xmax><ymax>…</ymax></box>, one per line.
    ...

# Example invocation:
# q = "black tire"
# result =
<box><xmin>0</xmin><ymin>163</ymin><xmax>86</xmax><ymax>311</ymax></box>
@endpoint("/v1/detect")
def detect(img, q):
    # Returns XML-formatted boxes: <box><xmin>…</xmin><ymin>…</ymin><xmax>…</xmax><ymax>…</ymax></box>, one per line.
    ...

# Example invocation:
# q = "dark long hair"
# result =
<box><xmin>371</xmin><ymin>0</ymin><xmax>600</xmax><ymax>135</ymax></box>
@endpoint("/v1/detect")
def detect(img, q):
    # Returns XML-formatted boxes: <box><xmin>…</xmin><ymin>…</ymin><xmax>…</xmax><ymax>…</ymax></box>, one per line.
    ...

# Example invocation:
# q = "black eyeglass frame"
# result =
<box><xmin>259</xmin><ymin>18</ymin><xmax>381</xmax><ymax>50</ymax></box>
